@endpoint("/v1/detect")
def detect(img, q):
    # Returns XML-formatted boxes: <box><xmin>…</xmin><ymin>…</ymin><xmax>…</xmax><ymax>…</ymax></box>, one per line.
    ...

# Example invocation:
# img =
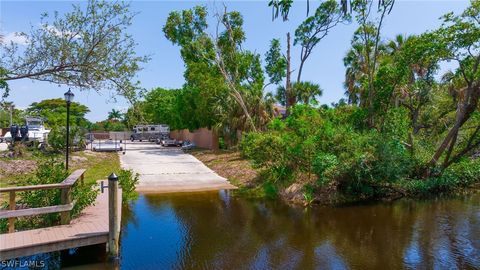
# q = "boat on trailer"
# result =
<box><xmin>3</xmin><ymin>117</ymin><xmax>51</xmax><ymax>144</ymax></box>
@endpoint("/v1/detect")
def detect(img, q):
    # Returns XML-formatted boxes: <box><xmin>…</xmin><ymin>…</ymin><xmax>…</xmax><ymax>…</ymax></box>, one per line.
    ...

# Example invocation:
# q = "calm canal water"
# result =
<box><xmin>13</xmin><ymin>191</ymin><xmax>480</xmax><ymax>269</ymax></box>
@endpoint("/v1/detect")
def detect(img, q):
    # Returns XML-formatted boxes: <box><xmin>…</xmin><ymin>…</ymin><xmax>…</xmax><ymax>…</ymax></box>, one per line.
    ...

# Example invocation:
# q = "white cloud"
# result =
<box><xmin>1</xmin><ymin>25</ymin><xmax>78</xmax><ymax>46</ymax></box>
<box><xmin>43</xmin><ymin>25</ymin><xmax>77</xmax><ymax>39</ymax></box>
<box><xmin>2</xmin><ymin>32</ymin><xmax>28</xmax><ymax>45</ymax></box>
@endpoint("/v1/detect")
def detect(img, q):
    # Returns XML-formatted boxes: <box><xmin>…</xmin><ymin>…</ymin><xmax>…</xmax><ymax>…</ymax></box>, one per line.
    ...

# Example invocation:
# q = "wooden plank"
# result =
<box><xmin>0</xmin><ymin>169</ymin><xmax>86</xmax><ymax>193</ymax></box>
<box><xmin>0</xmin><ymin>183</ymin><xmax>71</xmax><ymax>193</ymax></box>
<box><xmin>61</xmin><ymin>169</ymin><xmax>86</xmax><ymax>185</ymax></box>
<box><xmin>0</xmin><ymin>235</ymin><xmax>108</xmax><ymax>261</ymax></box>
<box><xmin>8</xmin><ymin>191</ymin><xmax>15</xmax><ymax>233</ymax></box>
<box><xmin>0</xmin><ymin>203</ymin><xmax>74</xmax><ymax>219</ymax></box>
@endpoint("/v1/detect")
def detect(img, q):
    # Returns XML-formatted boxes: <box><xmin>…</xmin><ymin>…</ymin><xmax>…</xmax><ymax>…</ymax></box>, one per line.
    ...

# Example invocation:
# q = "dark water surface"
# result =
<box><xmin>92</xmin><ymin>191</ymin><xmax>479</xmax><ymax>269</ymax></box>
<box><xmin>29</xmin><ymin>191</ymin><xmax>480</xmax><ymax>269</ymax></box>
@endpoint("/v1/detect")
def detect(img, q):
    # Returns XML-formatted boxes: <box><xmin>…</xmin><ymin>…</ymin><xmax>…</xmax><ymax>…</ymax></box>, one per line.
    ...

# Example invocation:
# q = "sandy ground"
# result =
<box><xmin>119</xmin><ymin>142</ymin><xmax>236</xmax><ymax>193</ymax></box>
<box><xmin>191</xmin><ymin>150</ymin><xmax>258</xmax><ymax>187</ymax></box>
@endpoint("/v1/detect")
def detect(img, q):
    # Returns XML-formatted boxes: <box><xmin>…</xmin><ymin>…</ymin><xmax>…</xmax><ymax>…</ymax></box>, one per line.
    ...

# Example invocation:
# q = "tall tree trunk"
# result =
<box><xmin>428</xmin><ymin>86</ymin><xmax>478</xmax><ymax>170</ymax></box>
<box><xmin>442</xmin><ymin>130</ymin><xmax>459</xmax><ymax>169</ymax></box>
<box><xmin>285</xmin><ymin>32</ymin><xmax>294</xmax><ymax>115</ymax></box>
<box><xmin>428</xmin><ymin>118</ymin><xmax>464</xmax><ymax>171</ymax></box>
<box><xmin>443</xmin><ymin>126</ymin><xmax>480</xmax><ymax>168</ymax></box>
<box><xmin>407</xmin><ymin>132</ymin><xmax>414</xmax><ymax>156</ymax></box>
<box><xmin>365</xmin><ymin>3</ymin><xmax>390</xmax><ymax>127</ymax></box>
<box><xmin>297</xmin><ymin>47</ymin><xmax>305</xmax><ymax>83</ymax></box>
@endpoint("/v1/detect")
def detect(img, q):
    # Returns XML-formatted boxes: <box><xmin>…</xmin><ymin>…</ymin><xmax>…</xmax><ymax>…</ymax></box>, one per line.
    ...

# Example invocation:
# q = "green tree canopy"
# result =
<box><xmin>341</xmin><ymin>0</ymin><xmax>480</xmax><ymax>173</ymax></box>
<box><xmin>0</xmin><ymin>102</ymin><xmax>24</xmax><ymax>128</ymax></box>
<box><xmin>142</xmin><ymin>88</ymin><xmax>184</xmax><ymax>130</ymax></box>
<box><xmin>163</xmin><ymin>6</ymin><xmax>274</xmax><ymax>133</ymax></box>
<box><xmin>265</xmin><ymin>39</ymin><xmax>287</xmax><ymax>86</ymax></box>
<box><xmin>107</xmin><ymin>109</ymin><xmax>124</xmax><ymax>121</ymax></box>
<box><xmin>276</xmin><ymin>81</ymin><xmax>323</xmax><ymax>106</ymax></box>
<box><xmin>26</xmin><ymin>98</ymin><xmax>90</xmax><ymax>128</ymax></box>
<box><xmin>294</xmin><ymin>0</ymin><xmax>349</xmax><ymax>83</ymax></box>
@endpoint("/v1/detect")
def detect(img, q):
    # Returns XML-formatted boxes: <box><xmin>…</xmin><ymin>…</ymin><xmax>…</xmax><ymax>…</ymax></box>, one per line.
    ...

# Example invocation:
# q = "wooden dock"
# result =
<box><xmin>0</xmin><ymin>180</ymin><xmax>121</xmax><ymax>261</ymax></box>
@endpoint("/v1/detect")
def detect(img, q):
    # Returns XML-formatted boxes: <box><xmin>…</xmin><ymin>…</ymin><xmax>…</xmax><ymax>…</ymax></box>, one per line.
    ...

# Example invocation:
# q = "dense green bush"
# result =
<box><xmin>312</xmin><ymin>152</ymin><xmax>338</xmax><ymax>185</ymax></box>
<box><xmin>47</xmin><ymin>126</ymin><xmax>86</xmax><ymax>152</ymax></box>
<box><xmin>242</xmin><ymin>105</ymin><xmax>383</xmax><ymax>195</ymax></box>
<box><xmin>241</xmin><ymin>104</ymin><xmax>478</xmax><ymax>201</ymax></box>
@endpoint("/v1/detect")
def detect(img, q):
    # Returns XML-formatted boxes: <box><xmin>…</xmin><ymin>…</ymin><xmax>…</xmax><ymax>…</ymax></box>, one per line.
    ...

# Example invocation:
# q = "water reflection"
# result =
<box><xmin>116</xmin><ymin>192</ymin><xmax>479</xmax><ymax>270</ymax></box>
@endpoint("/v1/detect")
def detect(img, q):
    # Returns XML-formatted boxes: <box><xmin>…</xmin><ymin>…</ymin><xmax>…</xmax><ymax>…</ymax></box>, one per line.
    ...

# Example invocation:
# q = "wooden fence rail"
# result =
<box><xmin>0</xmin><ymin>169</ymin><xmax>85</xmax><ymax>233</ymax></box>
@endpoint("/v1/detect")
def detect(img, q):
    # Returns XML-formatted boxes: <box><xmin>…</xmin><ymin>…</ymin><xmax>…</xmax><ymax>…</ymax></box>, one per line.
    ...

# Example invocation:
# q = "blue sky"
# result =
<box><xmin>0</xmin><ymin>0</ymin><xmax>469</xmax><ymax>122</ymax></box>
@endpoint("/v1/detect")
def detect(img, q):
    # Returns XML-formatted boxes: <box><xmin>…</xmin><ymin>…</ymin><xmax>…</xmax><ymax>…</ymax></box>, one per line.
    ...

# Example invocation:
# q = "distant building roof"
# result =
<box><xmin>273</xmin><ymin>105</ymin><xmax>287</xmax><ymax>118</ymax></box>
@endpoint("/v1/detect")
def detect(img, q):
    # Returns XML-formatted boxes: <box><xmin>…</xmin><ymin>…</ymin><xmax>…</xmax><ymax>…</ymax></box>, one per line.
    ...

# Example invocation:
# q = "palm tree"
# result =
<box><xmin>386</xmin><ymin>34</ymin><xmax>408</xmax><ymax>55</ymax></box>
<box><xmin>292</xmin><ymin>81</ymin><xmax>323</xmax><ymax>105</ymax></box>
<box><xmin>343</xmin><ymin>34</ymin><xmax>395</xmax><ymax>107</ymax></box>
<box><xmin>275</xmin><ymin>85</ymin><xmax>287</xmax><ymax>106</ymax></box>
<box><xmin>108</xmin><ymin>109</ymin><xmax>123</xmax><ymax>121</ymax></box>
<box><xmin>343</xmin><ymin>43</ymin><xmax>368</xmax><ymax>105</ymax></box>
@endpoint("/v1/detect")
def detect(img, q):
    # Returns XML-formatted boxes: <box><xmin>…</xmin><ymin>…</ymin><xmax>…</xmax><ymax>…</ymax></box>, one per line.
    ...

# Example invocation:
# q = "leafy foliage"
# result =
<box><xmin>242</xmin><ymin>102</ymin><xmax>478</xmax><ymax>201</ymax></box>
<box><xmin>27</xmin><ymin>98</ymin><xmax>90</xmax><ymax>128</ymax></box>
<box><xmin>162</xmin><ymin>6</ymin><xmax>276</xmax><ymax>137</ymax></box>
<box><xmin>107</xmin><ymin>109</ymin><xmax>123</xmax><ymax>121</ymax></box>
<box><xmin>118</xmin><ymin>169</ymin><xmax>140</xmax><ymax>204</ymax></box>
<box><xmin>265</xmin><ymin>39</ymin><xmax>287</xmax><ymax>86</ymax></box>
<box><xmin>141</xmin><ymin>88</ymin><xmax>185</xmax><ymax>129</ymax></box>
<box><xmin>0</xmin><ymin>102</ymin><xmax>24</xmax><ymax>128</ymax></box>
<box><xmin>0</xmin><ymin>0</ymin><xmax>148</xmax><ymax>100</ymax></box>
<box><xmin>90</xmin><ymin>119</ymin><xmax>127</xmax><ymax>132</ymax></box>
<box><xmin>48</xmin><ymin>126</ymin><xmax>85</xmax><ymax>152</ymax></box>
<box><xmin>343</xmin><ymin>0</ymin><xmax>480</xmax><ymax>174</ymax></box>
<box><xmin>0</xmin><ymin>68</ymin><xmax>9</xmax><ymax>98</ymax></box>
<box><xmin>276</xmin><ymin>81</ymin><xmax>323</xmax><ymax>106</ymax></box>
<box><xmin>294</xmin><ymin>0</ymin><xmax>349</xmax><ymax>82</ymax></box>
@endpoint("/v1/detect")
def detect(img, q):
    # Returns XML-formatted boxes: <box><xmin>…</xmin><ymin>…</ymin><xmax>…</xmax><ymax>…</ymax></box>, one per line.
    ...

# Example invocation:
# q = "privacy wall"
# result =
<box><xmin>170</xmin><ymin>128</ymin><xmax>219</xmax><ymax>150</ymax></box>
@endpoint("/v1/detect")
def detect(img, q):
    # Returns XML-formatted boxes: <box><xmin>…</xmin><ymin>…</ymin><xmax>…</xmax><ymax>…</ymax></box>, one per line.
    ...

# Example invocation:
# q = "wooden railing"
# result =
<box><xmin>0</xmin><ymin>169</ymin><xmax>86</xmax><ymax>233</ymax></box>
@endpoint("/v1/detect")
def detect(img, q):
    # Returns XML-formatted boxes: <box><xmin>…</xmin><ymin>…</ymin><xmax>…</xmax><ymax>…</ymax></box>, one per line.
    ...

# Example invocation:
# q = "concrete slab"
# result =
<box><xmin>119</xmin><ymin>142</ymin><xmax>236</xmax><ymax>193</ymax></box>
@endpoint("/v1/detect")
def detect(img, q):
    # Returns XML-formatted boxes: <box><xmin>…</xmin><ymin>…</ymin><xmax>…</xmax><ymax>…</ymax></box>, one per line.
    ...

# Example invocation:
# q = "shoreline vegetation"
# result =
<box><xmin>192</xmin><ymin>146</ymin><xmax>480</xmax><ymax>206</ymax></box>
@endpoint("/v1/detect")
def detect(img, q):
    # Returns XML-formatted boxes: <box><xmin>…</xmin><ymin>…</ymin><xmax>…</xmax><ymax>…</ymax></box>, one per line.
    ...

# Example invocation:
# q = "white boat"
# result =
<box><xmin>4</xmin><ymin>117</ymin><xmax>50</xmax><ymax>143</ymax></box>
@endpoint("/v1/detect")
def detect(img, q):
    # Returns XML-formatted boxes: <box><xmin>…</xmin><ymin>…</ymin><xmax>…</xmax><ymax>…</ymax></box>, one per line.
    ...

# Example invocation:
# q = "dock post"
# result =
<box><xmin>60</xmin><ymin>186</ymin><xmax>72</xmax><ymax>225</ymax></box>
<box><xmin>108</xmin><ymin>173</ymin><xmax>120</xmax><ymax>258</ymax></box>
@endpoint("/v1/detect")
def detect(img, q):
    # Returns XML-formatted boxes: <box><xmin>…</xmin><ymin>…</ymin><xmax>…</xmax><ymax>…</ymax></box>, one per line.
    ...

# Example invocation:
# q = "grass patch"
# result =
<box><xmin>70</xmin><ymin>151</ymin><xmax>121</xmax><ymax>185</ymax></box>
<box><xmin>0</xmin><ymin>174</ymin><xmax>33</xmax><ymax>188</ymax></box>
<box><xmin>0</xmin><ymin>150</ymin><xmax>121</xmax><ymax>188</ymax></box>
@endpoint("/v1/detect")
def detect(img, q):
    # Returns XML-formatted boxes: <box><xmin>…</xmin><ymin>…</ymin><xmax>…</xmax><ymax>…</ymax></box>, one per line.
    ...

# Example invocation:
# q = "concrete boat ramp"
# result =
<box><xmin>120</xmin><ymin>142</ymin><xmax>236</xmax><ymax>193</ymax></box>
